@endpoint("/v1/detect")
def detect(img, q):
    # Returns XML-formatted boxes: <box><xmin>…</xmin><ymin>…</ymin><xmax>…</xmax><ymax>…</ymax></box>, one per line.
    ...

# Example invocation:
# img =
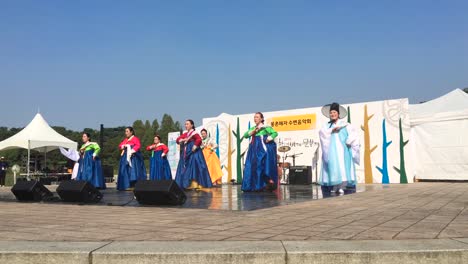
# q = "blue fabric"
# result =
<box><xmin>321</xmin><ymin>126</ymin><xmax>356</xmax><ymax>187</ymax></box>
<box><xmin>149</xmin><ymin>150</ymin><xmax>172</xmax><ymax>180</ymax></box>
<box><xmin>323</xmin><ymin>129</ymin><xmax>342</xmax><ymax>186</ymax></box>
<box><xmin>339</xmin><ymin>128</ymin><xmax>356</xmax><ymax>186</ymax></box>
<box><xmin>175</xmin><ymin>140</ymin><xmax>213</xmax><ymax>189</ymax></box>
<box><xmin>117</xmin><ymin>149</ymin><xmax>147</xmax><ymax>190</ymax></box>
<box><xmin>76</xmin><ymin>150</ymin><xmax>106</xmax><ymax>189</ymax></box>
<box><xmin>174</xmin><ymin>143</ymin><xmax>185</xmax><ymax>185</ymax></box>
<box><xmin>242</xmin><ymin>135</ymin><xmax>278</xmax><ymax>192</ymax></box>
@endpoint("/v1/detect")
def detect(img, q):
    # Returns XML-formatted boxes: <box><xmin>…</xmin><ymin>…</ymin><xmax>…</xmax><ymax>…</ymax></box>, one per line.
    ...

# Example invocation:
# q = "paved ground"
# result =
<box><xmin>0</xmin><ymin>182</ymin><xmax>467</xmax><ymax>242</ymax></box>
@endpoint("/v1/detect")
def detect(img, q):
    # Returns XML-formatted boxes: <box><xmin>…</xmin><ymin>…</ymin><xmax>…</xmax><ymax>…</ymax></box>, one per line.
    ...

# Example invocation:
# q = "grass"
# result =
<box><xmin>5</xmin><ymin>172</ymin><xmax>14</xmax><ymax>187</ymax></box>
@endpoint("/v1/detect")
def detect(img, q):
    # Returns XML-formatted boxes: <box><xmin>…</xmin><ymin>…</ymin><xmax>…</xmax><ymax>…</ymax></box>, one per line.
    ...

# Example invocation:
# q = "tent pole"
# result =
<box><xmin>44</xmin><ymin>151</ymin><xmax>47</xmax><ymax>173</ymax></box>
<box><xmin>27</xmin><ymin>141</ymin><xmax>30</xmax><ymax>181</ymax></box>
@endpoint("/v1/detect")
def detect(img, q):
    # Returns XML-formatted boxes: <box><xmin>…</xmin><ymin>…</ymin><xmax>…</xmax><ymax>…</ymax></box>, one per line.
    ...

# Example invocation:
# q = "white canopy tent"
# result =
<box><xmin>0</xmin><ymin>113</ymin><xmax>77</xmax><ymax>177</ymax></box>
<box><xmin>409</xmin><ymin>89</ymin><xmax>468</xmax><ymax>180</ymax></box>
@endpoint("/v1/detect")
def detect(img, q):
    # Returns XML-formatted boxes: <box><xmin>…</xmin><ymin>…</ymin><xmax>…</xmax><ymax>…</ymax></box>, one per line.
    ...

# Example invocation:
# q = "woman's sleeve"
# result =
<box><xmin>176</xmin><ymin>134</ymin><xmax>184</xmax><ymax>144</ymax></box>
<box><xmin>243</xmin><ymin>127</ymin><xmax>254</xmax><ymax>139</ymax></box>
<box><xmin>345</xmin><ymin>124</ymin><xmax>361</xmax><ymax>165</ymax></box>
<box><xmin>162</xmin><ymin>145</ymin><xmax>169</xmax><ymax>155</ymax></box>
<box><xmin>265</xmin><ymin>126</ymin><xmax>278</xmax><ymax>141</ymax></box>
<box><xmin>132</xmin><ymin>137</ymin><xmax>141</xmax><ymax>152</ymax></box>
<box><xmin>91</xmin><ymin>143</ymin><xmax>101</xmax><ymax>157</ymax></box>
<box><xmin>193</xmin><ymin>134</ymin><xmax>202</xmax><ymax>147</ymax></box>
<box><xmin>319</xmin><ymin>126</ymin><xmax>332</xmax><ymax>164</ymax></box>
<box><xmin>118</xmin><ymin>139</ymin><xmax>126</xmax><ymax>150</ymax></box>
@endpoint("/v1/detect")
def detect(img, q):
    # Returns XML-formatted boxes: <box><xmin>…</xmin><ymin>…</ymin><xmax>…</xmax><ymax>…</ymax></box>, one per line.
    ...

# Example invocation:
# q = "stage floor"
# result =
<box><xmin>0</xmin><ymin>183</ymin><xmax>385</xmax><ymax>211</ymax></box>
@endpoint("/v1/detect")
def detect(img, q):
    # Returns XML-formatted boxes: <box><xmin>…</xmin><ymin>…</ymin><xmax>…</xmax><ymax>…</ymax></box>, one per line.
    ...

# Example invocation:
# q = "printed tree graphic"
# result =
<box><xmin>393</xmin><ymin>118</ymin><xmax>409</xmax><ymax>183</ymax></box>
<box><xmin>215</xmin><ymin>124</ymin><xmax>220</xmax><ymax>158</ymax></box>
<box><xmin>361</xmin><ymin>104</ymin><xmax>377</xmax><ymax>183</ymax></box>
<box><xmin>347</xmin><ymin>106</ymin><xmax>351</xmax><ymax>123</ymax></box>
<box><xmin>224</xmin><ymin>124</ymin><xmax>235</xmax><ymax>183</ymax></box>
<box><xmin>232</xmin><ymin>117</ymin><xmax>244</xmax><ymax>183</ymax></box>
<box><xmin>376</xmin><ymin>119</ymin><xmax>392</xmax><ymax>184</ymax></box>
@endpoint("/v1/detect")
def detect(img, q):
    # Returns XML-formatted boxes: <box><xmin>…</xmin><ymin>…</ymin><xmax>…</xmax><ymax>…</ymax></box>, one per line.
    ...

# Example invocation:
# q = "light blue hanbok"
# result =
<box><xmin>319</xmin><ymin>120</ymin><xmax>360</xmax><ymax>188</ymax></box>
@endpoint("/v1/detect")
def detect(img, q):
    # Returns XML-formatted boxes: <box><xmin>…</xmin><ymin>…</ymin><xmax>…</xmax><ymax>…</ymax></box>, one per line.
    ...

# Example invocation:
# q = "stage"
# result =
<box><xmin>0</xmin><ymin>183</ymin><xmax>384</xmax><ymax>211</ymax></box>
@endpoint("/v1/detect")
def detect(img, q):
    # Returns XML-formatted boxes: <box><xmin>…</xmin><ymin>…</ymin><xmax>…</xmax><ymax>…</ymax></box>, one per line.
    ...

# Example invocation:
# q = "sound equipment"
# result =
<box><xmin>56</xmin><ymin>180</ymin><xmax>102</xmax><ymax>203</ymax></box>
<box><xmin>102</xmin><ymin>165</ymin><xmax>114</xmax><ymax>182</ymax></box>
<box><xmin>134</xmin><ymin>180</ymin><xmax>186</xmax><ymax>205</ymax></box>
<box><xmin>11</xmin><ymin>180</ymin><xmax>53</xmax><ymax>201</ymax></box>
<box><xmin>289</xmin><ymin>166</ymin><xmax>312</xmax><ymax>185</ymax></box>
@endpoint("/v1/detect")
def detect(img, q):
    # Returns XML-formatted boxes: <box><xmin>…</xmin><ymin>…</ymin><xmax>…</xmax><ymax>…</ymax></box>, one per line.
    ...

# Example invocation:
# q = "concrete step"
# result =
<box><xmin>1</xmin><ymin>239</ymin><xmax>468</xmax><ymax>264</ymax></box>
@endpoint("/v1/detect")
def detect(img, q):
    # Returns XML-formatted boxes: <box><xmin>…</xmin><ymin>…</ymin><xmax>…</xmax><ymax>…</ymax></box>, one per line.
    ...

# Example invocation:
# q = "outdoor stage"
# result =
<box><xmin>0</xmin><ymin>183</ymin><xmax>383</xmax><ymax>211</ymax></box>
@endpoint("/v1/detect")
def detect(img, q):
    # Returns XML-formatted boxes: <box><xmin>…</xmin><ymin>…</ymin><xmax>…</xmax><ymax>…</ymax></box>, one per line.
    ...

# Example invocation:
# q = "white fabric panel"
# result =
<box><xmin>411</xmin><ymin>119</ymin><xmax>468</xmax><ymax>180</ymax></box>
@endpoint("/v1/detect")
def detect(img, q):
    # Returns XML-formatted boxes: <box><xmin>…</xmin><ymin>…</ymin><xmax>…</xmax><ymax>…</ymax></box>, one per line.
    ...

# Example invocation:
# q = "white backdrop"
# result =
<box><xmin>202</xmin><ymin>98</ymin><xmax>412</xmax><ymax>184</ymax></box>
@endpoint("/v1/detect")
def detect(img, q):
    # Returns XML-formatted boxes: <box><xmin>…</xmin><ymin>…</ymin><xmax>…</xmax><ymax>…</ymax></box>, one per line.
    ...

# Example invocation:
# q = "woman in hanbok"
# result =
<box><xmin>146</xmin><ymin>135</ymin><xmax>172</xmax><ymax>181</ymax></box>
<box><xmin>242</xmin><ymin>112</ymin><xmax>279</xmax><ymax>192</ymax></box>
<box><xmin>174</xmin><ymin>131</ymin><xmax>186</xmax><ymax>184</ymax></box>
<box><xmin>76</xmin><ymin>133</ymin><xmax>106</xmax><ymax>189</ymax></box>
<box><xmin>175</xmin><ymin>120</ymin><xmax>213</xmax><ymax>190</ymax></box>
<box><xmin>117</xmin><ymin>127</ymin><xmax>147</xmax><ymax>191</ymax></box>
<box><xmin>319</xmin><ymin>103</ymin><xmax>360</xmax><ymax>195</ymax></box>
<box><xmin>200</xmin><ymin>129</ymin><xmax>223</xmax><ymax>185</ymax></box>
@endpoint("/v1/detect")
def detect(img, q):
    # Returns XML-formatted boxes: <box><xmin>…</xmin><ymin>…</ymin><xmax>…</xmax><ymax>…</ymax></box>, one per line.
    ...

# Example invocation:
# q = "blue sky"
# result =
<box><xmin>1</xmin><ymin>0</ymin><xmax>467</xmax><ymax>130</ymax></box>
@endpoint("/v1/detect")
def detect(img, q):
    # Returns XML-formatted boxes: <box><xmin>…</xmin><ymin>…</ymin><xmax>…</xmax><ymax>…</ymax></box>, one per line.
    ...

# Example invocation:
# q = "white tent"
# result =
<box><xmin>409</xmin><ymin>89</ymin><xmax>468</xmax><ymax>180</ymax></box>
<box><xmin>0</xmin><ymin>113</ymin><xmax>77</xmax><ymax>176</ymax></box>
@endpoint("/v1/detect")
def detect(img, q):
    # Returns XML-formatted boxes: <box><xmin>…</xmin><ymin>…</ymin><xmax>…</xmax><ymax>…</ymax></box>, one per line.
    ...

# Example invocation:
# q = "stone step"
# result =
<box><xmin>1</xmin><ymin>239</ymin><xmax>468</xmax><ymax>264</ymax></box>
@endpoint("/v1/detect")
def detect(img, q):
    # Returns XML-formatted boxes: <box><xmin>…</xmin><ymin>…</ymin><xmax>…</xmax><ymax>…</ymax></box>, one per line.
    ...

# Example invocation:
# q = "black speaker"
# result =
<box><xmin>134</xmin><ymin>180</ymin><xmax>187</xmax><ymax>205</ymax></box>
<box><xmin>289</xmin><ymin>166</ymin><xmax>312</xmax><ymax>185</ymax></box>
<box><xmin>102</xmin><ymin>165</ymin><xmax>114</xmax><ymax>182</ymax></box>
<box><xmin>57</xmin><ymin>180</ymin><xmax>102</xmax><ymax>203</ymax></box>
<box><xmin>11</xmin><ymin>180</ymin><xmax>53</xmax><ymax>201</ymax></box>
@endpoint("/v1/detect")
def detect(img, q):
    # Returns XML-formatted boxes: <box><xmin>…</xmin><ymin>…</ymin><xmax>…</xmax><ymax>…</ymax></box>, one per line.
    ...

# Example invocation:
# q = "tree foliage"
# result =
<box><xmin>0</xmin><ymin>115</ymin><xmax>182</xmax><ymax>173</ymax></box>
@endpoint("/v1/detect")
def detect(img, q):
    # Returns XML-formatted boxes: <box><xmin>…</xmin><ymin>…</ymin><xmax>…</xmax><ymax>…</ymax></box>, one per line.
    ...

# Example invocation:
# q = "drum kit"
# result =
<box><xmin>277</xmin><ymin>146</ymin><xmax>302</xmax><ymax>184</ymax></box>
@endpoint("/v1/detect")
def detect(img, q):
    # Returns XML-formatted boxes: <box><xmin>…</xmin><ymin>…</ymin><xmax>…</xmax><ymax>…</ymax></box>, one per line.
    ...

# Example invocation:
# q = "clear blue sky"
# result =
<box><xmin>1</xmin><ymin>0</ymin><xmax>467</xmax><ymax>130</ymax></box>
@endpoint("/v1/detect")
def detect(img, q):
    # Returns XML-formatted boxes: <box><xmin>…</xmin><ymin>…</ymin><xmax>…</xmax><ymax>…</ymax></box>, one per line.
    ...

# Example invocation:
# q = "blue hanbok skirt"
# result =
<box><xmin>76</xmin><ymin>150</ymin><xmax>106</xmax><ymax>189</ymax></box>
<box><xmin>149</xmin><ymin>150</ymin><xmax>172</xmax><ymax>181</ymax></box>
<box><xmin>175</xmin><ymin>141</ymin><xmax>213</xmax><ymax>189</ymax></box>
<box><xmin>117</xmin><ymin>149</ymin><xmax>147</xmax><ymax>190</ymax></box>
<box><xmin>242</xmin><ymin>135</ymin><xmax>278</xmax><ymax>192</ymax></box>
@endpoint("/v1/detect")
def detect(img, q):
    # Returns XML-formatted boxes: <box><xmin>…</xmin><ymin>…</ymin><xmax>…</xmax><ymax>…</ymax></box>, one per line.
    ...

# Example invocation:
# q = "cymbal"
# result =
<box><xmin>278</xmin><ymin>146</ymin><xmax>291</xmax><ymax>152</ymax></box>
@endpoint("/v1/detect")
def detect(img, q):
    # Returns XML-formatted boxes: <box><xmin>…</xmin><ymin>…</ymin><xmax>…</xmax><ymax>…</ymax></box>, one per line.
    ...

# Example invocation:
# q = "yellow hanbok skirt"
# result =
<box><xmin>202</xmin><ymin>147</ymin><xmax>223</xmax><ymax>184</ymax></box>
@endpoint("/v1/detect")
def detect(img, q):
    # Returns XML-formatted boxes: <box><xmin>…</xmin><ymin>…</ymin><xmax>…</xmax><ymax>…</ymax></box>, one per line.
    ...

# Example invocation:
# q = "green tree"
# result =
<box><xmin>132</xmin><ymin>120</ymin><xmax>145</xmax><ymax>137</ymax></box>
<box><xmin>141</xmin><ymin>120</ymin><xmax>156</xmax><ymax>160</ymax></box>
<box><xmin>158</xmin><ymin>114</ymin><xmax>181</xmax><ymax>144</ymax></box>
<box><xmin>152</xmin><ymin>119</ymin><xmax>160</xmax><ymax>134</ymax></box>
<box><xmin>0</xmin><ymin>116</ymin><xmax>182</xmax><ymax>178</ymax></box>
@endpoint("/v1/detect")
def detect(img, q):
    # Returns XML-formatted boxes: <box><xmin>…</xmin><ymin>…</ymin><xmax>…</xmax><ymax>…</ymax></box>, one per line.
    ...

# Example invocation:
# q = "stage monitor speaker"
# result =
<box><xmin>57</xmin><ymin>180</ymin><xmax>102</xmax><ymax>203</ymax></box>
<box><xmin>134</xmin><ymin>180</ymin><xmax>187</xmax><ymax>205</ymax></box>
<box><xmin>11</xmin><ymin>180</ymin><xmax>53</xmax><ymax>201</ymax></box>
<box><xmin>289</xmin><ymin>166</ymin><xmax>312</xmax><ymax>185</ymax></box>
<box><xmin>102</xmin><ymin>165</ymin><xmax>114</xmax><ymax>182</ymax></box>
